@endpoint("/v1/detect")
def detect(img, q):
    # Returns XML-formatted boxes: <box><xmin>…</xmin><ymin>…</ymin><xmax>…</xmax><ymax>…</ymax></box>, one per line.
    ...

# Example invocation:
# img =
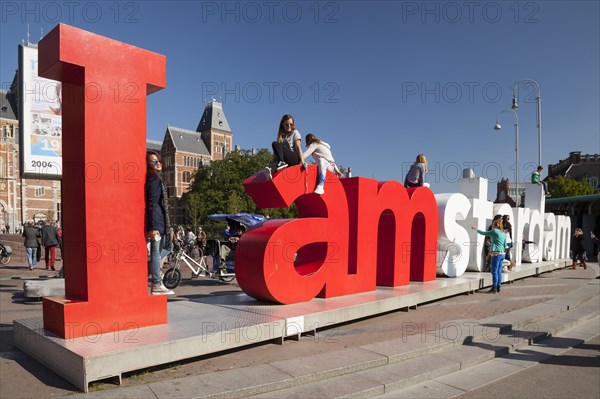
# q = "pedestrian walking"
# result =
<box><xmin>41</xmin><ymin>221</ymin><xmax>60</xmax><ymax>271</ymax></box>
<box><xmin>570</xmin><ymin>228</ymin><xmax>587</xmax><ymax>270</ymax></box>
<box><xmin>22</xmin><ymin>221</ymin><xmax>40</xmax><ymax>270</ymax></box>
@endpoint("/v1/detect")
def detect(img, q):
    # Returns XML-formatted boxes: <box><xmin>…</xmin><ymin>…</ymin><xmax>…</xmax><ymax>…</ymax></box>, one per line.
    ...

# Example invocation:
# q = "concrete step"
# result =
<box><xmin>248</xmin><ymin>306</ymin><xmax>598</xmax><ymax>399</ymax></box>
<box><xmin>372</xmin><ymin>315</ymin><xmax>600</xmax><ymax>398</ymax></box>
<box><xmin>242</xmin><ymin>283</ymin><xmax>598</xmax><ymax>399</ymax></box>
<box><xmin>63</xmin><ymin>280</ymin><xmax>599</xmax><ymax>399</ymax></box>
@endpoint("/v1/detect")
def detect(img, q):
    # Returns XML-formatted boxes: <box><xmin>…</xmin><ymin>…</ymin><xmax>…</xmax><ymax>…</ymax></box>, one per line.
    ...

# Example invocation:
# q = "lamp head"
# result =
<box><xmin>511</xmin><ymin>97</ymin><xmax>519</xmax><ymax>110</ymax></box>
<box><xmin>493</xmin><ymin>122</ymin><xmax>502</xmax><ymax>130</ymax></box>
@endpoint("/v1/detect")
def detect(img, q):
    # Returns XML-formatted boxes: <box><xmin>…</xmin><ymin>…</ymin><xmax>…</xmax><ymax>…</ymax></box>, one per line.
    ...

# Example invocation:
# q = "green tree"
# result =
<box><xmin>546</xmin><ymin>176</ymin><xmax>595</xmax><ymax>198</ymax></box>
<box><xmin>184</xmin><ymin>192</ymin><xmax>205</xmax><ymax>230</ymax></box>
<box><xmin>188</xmin><ymin>149</ymin><xmax>298</xmax><ymax>222</ymax></box>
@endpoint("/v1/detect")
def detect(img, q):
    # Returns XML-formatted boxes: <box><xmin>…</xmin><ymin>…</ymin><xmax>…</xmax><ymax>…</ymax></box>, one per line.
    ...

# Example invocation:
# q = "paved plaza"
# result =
<box><xmin>0</xmin><ymin>234</ymin><xmax>598</xmax><ymax>398</ymax></box>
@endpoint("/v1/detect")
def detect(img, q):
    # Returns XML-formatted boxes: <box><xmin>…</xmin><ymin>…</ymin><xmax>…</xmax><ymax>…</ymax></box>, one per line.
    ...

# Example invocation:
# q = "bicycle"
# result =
<box><xmin>162</xmin><ymin>239</ymin><xmax>235</xmax><ymax>289</ymax></box>
<box><xmin>0</xmin><ymin>241</ymin><xmax>12</xmax><ymax>265</ymax></box>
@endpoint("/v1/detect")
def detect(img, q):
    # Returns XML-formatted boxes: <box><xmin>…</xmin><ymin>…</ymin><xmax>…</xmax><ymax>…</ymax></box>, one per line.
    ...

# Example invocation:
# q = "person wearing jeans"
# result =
<box><xmin>145</xmin><ymin>150</ymin><xmax>174</xmax><ymax>295</ymax></box>
<box><xmin>472</xmin><ymin>219</ymin><xmax>507</xmax><ymax>293</ymax></box>
<box><xmin>303</xmin><ymin>133</ymin><xmax>343</xmax><ymax>195</ymax></box>
<box><xmin>22</xmin><ymin>221</ymin><xmax>40</xmax><ymax>270</ymax></box>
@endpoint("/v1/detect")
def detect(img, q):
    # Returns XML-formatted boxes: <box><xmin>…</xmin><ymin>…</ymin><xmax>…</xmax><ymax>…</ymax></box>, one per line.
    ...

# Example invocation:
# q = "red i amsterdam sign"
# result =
<box><xmin>37</xmin><ymin>24</ymin><xmax>438</xmax><ymax>338</ymax></box>
<box><xmin>239</xmin><ymin>167</ymin><xmax>438</xmax><ymax>304</ymax></box>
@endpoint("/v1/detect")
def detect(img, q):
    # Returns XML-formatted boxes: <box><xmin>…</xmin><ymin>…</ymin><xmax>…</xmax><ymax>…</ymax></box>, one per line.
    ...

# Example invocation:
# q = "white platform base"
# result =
<box><xmin>13</xmin><ymin>260</ymin><xmax>570</xmax><ymax>392</ymax></box>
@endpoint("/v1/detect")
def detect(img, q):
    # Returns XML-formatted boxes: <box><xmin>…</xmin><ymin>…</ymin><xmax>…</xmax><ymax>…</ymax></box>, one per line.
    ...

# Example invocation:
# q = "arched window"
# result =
<box><xmin>182</xmin><ymin>171</ymin><xmax>191</xmax><ymax>183</ymax></box>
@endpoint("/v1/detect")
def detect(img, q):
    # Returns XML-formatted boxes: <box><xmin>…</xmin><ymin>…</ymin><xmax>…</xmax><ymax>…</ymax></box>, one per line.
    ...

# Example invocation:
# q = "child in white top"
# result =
<box><xmin>303</xmin><ymin>134</ymin><xmax>343</xmax><ymax>195</ymax></box>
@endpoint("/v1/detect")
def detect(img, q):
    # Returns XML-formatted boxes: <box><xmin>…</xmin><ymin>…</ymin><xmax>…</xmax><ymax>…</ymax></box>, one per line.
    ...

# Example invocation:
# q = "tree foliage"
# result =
<box><xmin>186</xmin><ymin>149</ymin><xmax>298</xmax><ymax>224</ymax></box>
<box><xmin>546</xmin><ymin>176</ymin><xmax>595</xmax><ymax>198</ymax></box>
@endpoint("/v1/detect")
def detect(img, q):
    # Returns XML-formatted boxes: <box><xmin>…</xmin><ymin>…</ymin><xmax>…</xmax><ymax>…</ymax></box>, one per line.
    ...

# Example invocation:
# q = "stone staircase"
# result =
<box><xmin>65</xmin><ymin>279</ymin><xmax>599</xmax><ymax>399</ymax></box>
<box><xmin>212</xmin><ymin>281</ymin><xmax>599</xmax><ymax>398</ymax></box>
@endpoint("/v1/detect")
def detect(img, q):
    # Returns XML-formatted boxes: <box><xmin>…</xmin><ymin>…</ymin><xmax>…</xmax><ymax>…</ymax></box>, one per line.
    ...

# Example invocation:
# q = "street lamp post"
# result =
<box><xmin>494</xmin><ymin>109</ymin><xmax>519</xmax><ymax>204</ymax></box>
<box><xmin>511</xmin><ymin>79</ymin><xmax>542</xmax><ymax>167</ymax></box>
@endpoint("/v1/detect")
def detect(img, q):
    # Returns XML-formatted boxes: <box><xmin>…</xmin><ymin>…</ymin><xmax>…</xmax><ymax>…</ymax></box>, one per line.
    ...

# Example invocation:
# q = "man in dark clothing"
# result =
<box><xmin>41</xmin><ymin>221</ymin><xmax>60</xmax><ymax>271</ymax></box>
<box><xmin>22</xmin><ymin>221</ymin><xmax>40</xmax><ymax>270</ymax></box>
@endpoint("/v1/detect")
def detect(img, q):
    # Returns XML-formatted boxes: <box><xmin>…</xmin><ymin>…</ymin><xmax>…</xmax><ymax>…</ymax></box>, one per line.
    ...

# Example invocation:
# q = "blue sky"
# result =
<box><xmin>1</xmin><ymin>0</ymin><xmax>599</xmax><ymax>194</ymax></box>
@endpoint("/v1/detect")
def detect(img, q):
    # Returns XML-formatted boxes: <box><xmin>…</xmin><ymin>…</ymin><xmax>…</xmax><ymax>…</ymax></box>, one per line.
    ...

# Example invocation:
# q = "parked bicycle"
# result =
<box><xmin>0</xmin><ymin>241</ymin><xmax>12</xmax><ymax>265</ymax></box>
<box><xmin>162</xmin><ymin>239</ymin><xmax>235</xmax><ymax>289</ymax></box>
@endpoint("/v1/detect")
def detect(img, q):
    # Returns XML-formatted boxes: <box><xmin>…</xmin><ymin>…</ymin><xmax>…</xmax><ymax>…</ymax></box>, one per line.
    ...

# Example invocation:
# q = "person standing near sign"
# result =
<box><xmin>472</xmin><ymin>219</ymin><xmax>506</xmax><ymax>294</ymax></box>
<box><xmin>145</xmin><ymin>151</ymin><xmax>174</xmax><ymax>295</ymax></box>
<box><xmin>41</xmin><ymin>220</ymin><xmax>60</xmax><ymax>271</ymax></box>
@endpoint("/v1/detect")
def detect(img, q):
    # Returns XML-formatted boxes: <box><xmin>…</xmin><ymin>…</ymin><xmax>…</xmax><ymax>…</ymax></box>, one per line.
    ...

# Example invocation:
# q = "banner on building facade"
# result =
<box><xmin>18</xmin><ymin>45</ymin><xmax>62</xmax><ymax>180</ymax></box>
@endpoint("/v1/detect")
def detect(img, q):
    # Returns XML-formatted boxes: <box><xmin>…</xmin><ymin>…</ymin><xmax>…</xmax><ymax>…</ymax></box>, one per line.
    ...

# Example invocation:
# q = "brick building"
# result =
<box><xmin>158</xmin><ymin>100</ymin><xmax>233</xmax><ymax>224</ymax></box>
<box><xmin>1</xmin><ymin>80</ymin><xmax>233</xmax><ymax>231</ymax></box>
<box><xmin>547</xmin><ymin>151</ymin><xmax>600</xmax><ymax>190</ymax></box>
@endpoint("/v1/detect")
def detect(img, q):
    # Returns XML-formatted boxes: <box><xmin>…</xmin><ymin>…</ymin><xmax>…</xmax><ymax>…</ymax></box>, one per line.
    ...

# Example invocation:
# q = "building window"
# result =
<box><xmin>589</xmin><ymin>177</ymin><xmax>598</xmax><ymax>189</ymax></box>
<box><xmin>35</xmin><ymin>187</ymin><xmax>45</xmax><ymax>197</ymax></box>
<box><xmin>182</xmin><ymin>171</ymin><xmax>191</xmax><ymax>183</ymax></box>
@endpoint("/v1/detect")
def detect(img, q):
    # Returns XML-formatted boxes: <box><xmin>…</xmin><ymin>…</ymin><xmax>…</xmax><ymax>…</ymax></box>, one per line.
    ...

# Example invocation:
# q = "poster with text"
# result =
<box><xmin>19</xmin><ymin>45</ymin><xmax>62</xmax><ymax>180</ymax></box>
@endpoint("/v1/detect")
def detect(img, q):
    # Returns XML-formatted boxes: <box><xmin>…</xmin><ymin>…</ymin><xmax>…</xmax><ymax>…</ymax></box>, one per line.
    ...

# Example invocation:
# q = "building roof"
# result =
<box><xmin>563</xmin><ymin>163</ymin><xmax>600</xmax><ymax>181</ymax></box>
<box><xmin>546</xmin><ymin>193</ymin><xmax>600</xmax><ymax>205</ymax></box>
<box><xmin>195</xmin><ymin>100</ymin><xmax>231</xmax><ymax>133</ymax></box>
<box><xmin>146</xmin><ymin>139</ymin><xmax>162</xmax><ymax>152</ymax></box>
<box><xmin>166</xmin><ymin>126</ymin><xmax>210</xmax><ymax>156</ymax></box>
<box><xmin>0</xmin><ymin>89</ymin><xmax>18</xmax><ymax>121</ymax></box>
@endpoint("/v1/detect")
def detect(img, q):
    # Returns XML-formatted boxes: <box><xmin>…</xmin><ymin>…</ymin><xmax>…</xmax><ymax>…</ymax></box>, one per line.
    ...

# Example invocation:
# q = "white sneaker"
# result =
<box><xmin>151</xmin><ymin>283</ymin><xmax>174</xmax><ymax>295</ymax></box>
<box><xmin>276</xmin><ymin>161</ymin><xmax>288</xmax><ymax>171</ymax></box>
<box><xmin>263</xmin><ymin>166</ymin><xmax>272</xmax><ymax>180</ymax></box>
<box><xmin>314</xmin><ymin>185</ymin><xmax>325</xmax><ymax>195</ymax></box>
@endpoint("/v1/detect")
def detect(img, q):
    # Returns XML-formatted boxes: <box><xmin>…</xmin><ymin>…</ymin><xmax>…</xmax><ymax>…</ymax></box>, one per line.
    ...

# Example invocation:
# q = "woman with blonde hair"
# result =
<box><xmin>303</xmin><ymin>133</ymin><xmax>343</xmax><ymax>195</ymax></box>
<box><xmin>404</xmin><ymin>154</ymin><xmax>429</xmax><ymax>188</ymax></box>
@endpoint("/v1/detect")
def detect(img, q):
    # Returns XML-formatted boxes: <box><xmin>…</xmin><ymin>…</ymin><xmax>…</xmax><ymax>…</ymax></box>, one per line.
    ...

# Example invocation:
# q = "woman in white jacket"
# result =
<box><xmin>303</xmin><ymin>134</ymin><xmax>343</xmax><ymax>195</ymax></box>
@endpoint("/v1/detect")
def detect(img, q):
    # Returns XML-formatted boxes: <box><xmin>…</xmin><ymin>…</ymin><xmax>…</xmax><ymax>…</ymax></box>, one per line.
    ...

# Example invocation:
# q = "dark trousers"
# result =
<box><xmin>272</xmin><ymin>141</ymin><xmax>300</xmax><ymax>166</ymax></box>
<box><xmin>404</xmin><ymin>179</ymin><xmax>421</xmax><ymax>188</ymax></box>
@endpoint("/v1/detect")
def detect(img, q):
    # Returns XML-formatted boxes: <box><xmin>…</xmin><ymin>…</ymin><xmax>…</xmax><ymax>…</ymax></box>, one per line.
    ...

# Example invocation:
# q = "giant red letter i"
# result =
<box><xmin>38</xmin><ymin>24</ymin><xmax>167</xmax><ymax>339</ymax></box>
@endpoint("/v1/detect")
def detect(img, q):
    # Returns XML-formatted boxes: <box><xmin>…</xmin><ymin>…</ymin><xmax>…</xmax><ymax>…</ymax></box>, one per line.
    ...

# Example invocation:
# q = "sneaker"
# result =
<box><xmin>314</xmin><ymin>185</ymin><xmax>325</xmax><ymax>195</ymax></box>
<box><xmin>151</xmin><ymin>283</ymin><xmax>174</xmax><ymax>295</ymax></box>
<box><xmin>263</xmin><ymin>166</ymin><xmax>272</xmax><ymax>180</ymax></box>
<box><xmin>276</xmin><ymin>161</ymin><xmax>288</xmax><ymax>170</ymax></box>
<box><xmin>545</xmin><ymin>193</ymin><xmax>552</xmax><ymax>197</ymax></box>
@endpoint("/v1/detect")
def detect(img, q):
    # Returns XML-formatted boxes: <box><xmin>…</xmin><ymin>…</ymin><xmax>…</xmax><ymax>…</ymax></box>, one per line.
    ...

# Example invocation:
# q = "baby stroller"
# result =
<box><xmin>207</xmin><ymin>213</ymin><xmax>266</xmax><ymax>276</ymax></box>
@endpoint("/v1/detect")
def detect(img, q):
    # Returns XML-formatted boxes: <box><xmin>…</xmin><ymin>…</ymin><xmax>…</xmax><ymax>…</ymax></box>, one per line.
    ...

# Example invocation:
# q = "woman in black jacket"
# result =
<box><xmin>145</xmin><ymin>151</ymin><xmax>173</xmax><ymax>295</ymax></box>
<box><xmin>570</xmin><ymin>228</ymin><xmax>587</xmax><ymax>270</ymax></box>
